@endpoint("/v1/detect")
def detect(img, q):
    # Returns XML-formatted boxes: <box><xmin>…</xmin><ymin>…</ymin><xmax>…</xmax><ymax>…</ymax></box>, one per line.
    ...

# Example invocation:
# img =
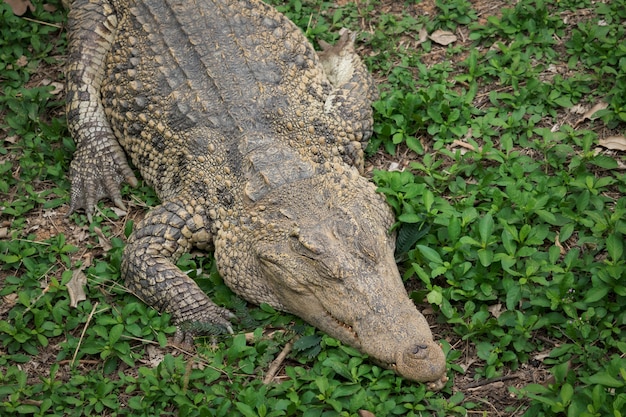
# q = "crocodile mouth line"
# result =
<box><xmin>321</xmin><ymin>309</ymin><xmax>402</xmax><ymax>370</ymax></box>
<box><xmin>321</xmin><ymin>308</ymin><xmax>448</xmax><ymax>388</ymax></box>
<box><xmin>322</xmin><ymin>308</ymin><xmax>359</xmax><ymax>341</ymax></box>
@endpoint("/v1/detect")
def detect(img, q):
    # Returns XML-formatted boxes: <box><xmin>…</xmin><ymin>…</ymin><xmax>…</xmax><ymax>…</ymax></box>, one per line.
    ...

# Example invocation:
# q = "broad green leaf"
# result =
<box><xmin>560</xmin><ymin>383</ymin><xmax>574</xmax><ymax>405</ymax></box>
<box><xmin>459</xmin><ymin>236</ymin><xmax>481</xmax><ymax>247</ymax></box>
<box><xmin>552</xmin><ymin>361</ymin><xmax>571</xmax><ymax>384</ymax></box>
<box><xmin>606</xmin><ymin>233</ymin><xmax>624</xmax><ymax>261</ymax></box>
<box><xmin>447</xmin><ymin>216</ymin><xmax>461</xmax><ymax>243</ymax></box>
<box><xmin>505</xmin><ymin>284</ymin><xmax>521</xmax><ymax>310</ymax></box>
<box><xmin>584</xmin><ymin>286</ymin><xmax>609</xmax><ymax>303</ymax></box>
<box><xmin>315</xmin><ymin>376</ymin><xmax>330</xmax><ymax>395</ymax></box>
<box><xmin>423</xmin><ymin>189</ymin><xmax>434</xmax><ymax>212</ymax></box>
<box><xmin>406</xmin><ymin>135</ymin><xmax>424</xmax><ymax>154</ymax></box>
<box><xmin>398</xmin><ymin>213</ymin><xmax>422</xmax><ymax>223</ymax></box>
<box><xmin>323</xmin><ymin>358</ymin><xmax>354</xmax><ymax>382</ymax></box>
<box><xmin>477</xmin><ymin>248</ymin><xmax>493</xmax><ymax>267</ymax></box>
<box><xmin>109</xmin><ymin>324</ymin><xmax>124</xmax><ymax>345</ymax></box>
<box><xmin>478</xmin><ymin>213</ymin><xmax>494</xmax><ymax>246</ymax></box>
<box><xmin>235</xmin><ymin>402</ymin><xmax>258</xmax><ymax>417</ymax></box>
<box><xmin>427</xmin><ymin>289</ymin><xmax>443</xmax><ymax>306</ymax></box>
<box><xmin>586</xmin><ymin>372</ymin><xmax>625</xmax><ymax>388</ymax></box>
<box><xmin>0</xmin><ymin>254</ymin><xmax>20</xmax><ymax>264</ymax></box>
<box><xmin>417</xmin><ymin>245</ymin><xmax>443</xmax><ymax>264</ymax></box>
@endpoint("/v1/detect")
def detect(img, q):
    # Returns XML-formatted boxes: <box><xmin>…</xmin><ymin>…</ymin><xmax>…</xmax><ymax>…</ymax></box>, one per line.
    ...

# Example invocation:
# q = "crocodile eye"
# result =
<box><xmin>298</xmin><ymin>235</ymin><xmax>324</xmax><ymax>257</ymax></box>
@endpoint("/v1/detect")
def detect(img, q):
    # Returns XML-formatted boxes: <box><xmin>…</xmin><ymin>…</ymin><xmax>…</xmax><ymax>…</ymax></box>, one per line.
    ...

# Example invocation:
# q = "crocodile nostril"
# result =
<box><xmin>412</xmin><ymin>344</ymin><xmax>428</xmax><ymax>354</ymax></box>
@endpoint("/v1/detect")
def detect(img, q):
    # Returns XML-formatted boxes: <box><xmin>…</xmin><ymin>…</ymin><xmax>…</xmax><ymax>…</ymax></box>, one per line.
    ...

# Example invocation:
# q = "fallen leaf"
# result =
<box><xmin>569</xmin><ymin>103</ymin><xmax>587</xmax><ymax>115</ymax></box>
<box><xmin>574</xmin><ymin>101</ymin><xmax>608</xmax><ymax>127</ymax></box>
<box><xmin>4</xmin><ymin>135</ymin><xmax>19</xmax><ymax>144</ymax></box>
<box><xmin>4</xmin><ymin>0</ymin><xmax>34</xmax><ymax>15</ymax></box>
<box><xmin>42</xmin><ymin>79</ymin><xmax>64</xmax><ymax>95</ymax></box>
<box><xmin>387</xmin><ymin>161</ymin><xmax>401</xmax><ymax>171</ymax></box>
<box><xmin>93</xmin><ymin>226</ymin><xmax>113</xmax><ymax>251</ymax></box>
<box><xmin>429</xmin><ymin>29</ymin><xmax>457</xmax><ymax>46</ymax></box>
<box><xmin>144</xmin><ymin>345</ymin><xmax>165</xmax><ymax>368</ymax></box>
<box><xmin>1</xmin><ymin>294</ymin><xmax>18</xmax><ymax>311</ymax></box>
<box><xmin>460</xmin><ymin>357</ymin><xmax>477</xmax><ymax>372</ymax></box>
<box><xmin>534</xmin><ymin>350</ymin><xmax>551</xmax><ymax>361</ymax></box>
<box><xmin>110</xmin><ymin>206</ymin><xmax>128</xmax><ymax>217</ymax></box>
<box><xmin>42</xmin><ymin>209</ymin><xmax>59</xmax><ymax>218</ymax></box>
<box><xmin>488</xmin><ymin>303</ymin><xmax>503</xmax><ymax>318</ymax></box>
<box><xmin>450</xmin><ymin>139</ymin><xmax>481</xmax><ymax>153</ymax></box>
<box><xmin>421</xmin><ymin>305</ymin><xmax>435</xmax><ymax>315</ymax></box>
<box><xmin>599</xmin><ymin>135</ymin><xmax>626</xmax><ymax>151</ymax></box>
<box><xmin>67</xmin><ymin>269</ymin><xmax>87</xmax><ymax>308</ymax></box>
<box><xmin>15</xmin><ymin>55</ymin><xmax>28</xmax><ymax>68</ymax></box>
<box><xmin>582</xmin><ymin>101</ymin><xmax>609</xmax><ymax>120</ymax></box>
<box><xmin>358</xmin><ymin>411</ymin><xmax>376</xmax><ymax>417</ymax></box>
<box><xmin>416</xmin><ymin>27</ymin><xmax>428</xmax><ymax>45</ymax></box>
<box><xmin>555</xmin><ymin>232</ymin><xmax>566</xmax><ymax>255</ymax></box>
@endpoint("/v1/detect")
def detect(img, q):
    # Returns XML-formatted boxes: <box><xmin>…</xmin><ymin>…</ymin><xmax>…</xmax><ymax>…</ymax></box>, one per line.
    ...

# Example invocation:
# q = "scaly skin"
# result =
<box><xmin>65</xmin><ymin>0</ymin><xmax>448</xmax><ymax>389</ymax></box>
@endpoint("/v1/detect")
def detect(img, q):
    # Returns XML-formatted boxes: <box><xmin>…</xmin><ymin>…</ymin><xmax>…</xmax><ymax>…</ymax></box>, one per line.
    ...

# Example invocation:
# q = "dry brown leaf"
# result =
<box><xmin>93</xmin><ymin>226</ymin><xmax>113</xmax><ymax>251</ymax></box>
<box><xmin>429</xmin><ymin>29</ymin><xmax>457</xmax><ymax>46</ymax></box>
<box><xmin>15</xmin><ymin>55</ymin><xmax>28</xmax><ymax>68</ymax></box>
<box><xmin>421</xmin><ymin>305</ymin><xmax>435</xmax><ymax>315</ymax></box>
<box><xmin>49</xmin><ymin>82</ymin><xmax>64</xmax><ymax>95</ymax></box>
<box><xmin>555</xmin><ymin>232</ymin><xmax>566</xmax><ymax>255</ymax></box>
<box><xmin>569</xmin><ymin>103</ymin><xmax>587</xmax><ymax>115</ymax></box>
<box><xmin>1</xmin><ymin>294</ymin><xmax>18</xmax><ymax>312</ymax></box>
<box><xmin>4</xmin><ymin>135</ymin><xmax>19</xmax><ymax>144</ymax></box>
<box><xmin>144</xmin><ymin>345</ymin><xmax>165</xmax><ymax>368</ymax></box>
<box><xmin>581</xmin><ymin>101</ymin><xmax>609</xmax><ymax>120</ymax></box>
<box><xmin>534</xmin><ymin>350</ymin><xmax>551</xmax><ymax>361</ymax></box>
<box><xmin>574</xmin><ymin>101</ymin><xmax>608</xmax><ymax>127</ymax></box>
<box><xmin>4</xmin><ymin>0</ymin><xmax>34</xmax><ymax>15</ymax></box>
<box><xmin>416</xmin><ymin>27</ymin><xmax>428</xmax><ymax>45</ymax></box>
<box><xmin>599</xmin><ymin>135</ymin><xmax>626</xmax><ymax>151</ymax></box>
<box><xmin>110</xmin><ymin>206</ymin><xmax>128</xmax><ymax>217</ymax></box>
<box><xmin>450</xmin><ymin>139</ymin><xmax>481</xmax><ymax>154</ymax></box>
<box><xmin>42</xmin><ymin>78</ymin><xmax>64</xmax><ymax>95</ymax></box>
<box><xmin>358</xmin><ymin>411</ymin><xmax>376</xmax><ymax>417</ymax></box>
<box><xmin>488</xmin><ymin>303</ymin><xmax>503</xmax><ymax>318</ymax></box>
<box><xmin>460</xmin><ymin>357</ymin><xmax>477</xmax><ymax>372</ymax></box>
<box><xmin>67</xmin><ymin>269</ymin><xmax>87</xmax><ymax>308</ymax></box>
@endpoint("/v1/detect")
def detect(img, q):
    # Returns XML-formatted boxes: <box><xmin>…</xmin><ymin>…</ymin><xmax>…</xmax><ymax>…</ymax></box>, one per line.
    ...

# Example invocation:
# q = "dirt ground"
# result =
<box><xmin>3</xmin><ymin>0</ymin><xmax>621</xmax><ymax>415</ymax></box>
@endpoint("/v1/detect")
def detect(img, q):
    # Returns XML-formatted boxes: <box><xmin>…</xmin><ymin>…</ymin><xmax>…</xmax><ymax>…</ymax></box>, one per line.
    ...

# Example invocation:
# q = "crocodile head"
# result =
<box><xmin>226</xmin><ymin>167</ymin><xmax>447</xmax><ymax>389</ymax></box>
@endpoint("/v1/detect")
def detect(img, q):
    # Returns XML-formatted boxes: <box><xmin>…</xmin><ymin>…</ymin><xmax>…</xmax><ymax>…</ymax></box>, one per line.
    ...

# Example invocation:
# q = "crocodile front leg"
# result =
<box><xmin>66</xmin><ymin>0</ymin><xmax>137</xmax><ymax>221</ymax></box>
<box><xmin>121</xmin><ymin>200</ymin><xmax>235</xmax><ymax>345</ymax></box>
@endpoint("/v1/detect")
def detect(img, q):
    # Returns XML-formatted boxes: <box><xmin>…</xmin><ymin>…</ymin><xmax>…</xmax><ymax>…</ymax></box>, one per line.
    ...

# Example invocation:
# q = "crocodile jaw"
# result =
<box><xmin>234</xmin><ymin>172</ymin><xmax>448</xmax><ymax>387</ymax></box>
<box><xmin>280</xmin><ymin>265</ymin><xmax>448</xmax><ymax>388</ymax></box>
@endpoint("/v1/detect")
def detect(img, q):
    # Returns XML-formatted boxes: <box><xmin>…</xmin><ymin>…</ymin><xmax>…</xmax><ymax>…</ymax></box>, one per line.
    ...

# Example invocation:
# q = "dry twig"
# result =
<box><xmin>262</xmin><ymin>336</ymin><xmax>299</xmax><ymax>384</ymax></box>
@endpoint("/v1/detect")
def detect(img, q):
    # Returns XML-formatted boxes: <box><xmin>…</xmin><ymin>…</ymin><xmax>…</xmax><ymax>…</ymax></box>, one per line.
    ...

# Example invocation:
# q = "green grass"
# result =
<box><xmin>1</xmin><ymin>0</ymin><xmax>626</xmax><ymax>416</ymax></box>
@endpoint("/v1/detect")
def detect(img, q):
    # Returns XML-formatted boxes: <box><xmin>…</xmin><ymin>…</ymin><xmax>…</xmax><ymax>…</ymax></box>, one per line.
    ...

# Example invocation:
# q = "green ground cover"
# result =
<box><xmin>1</xmin><ymin>0</ymin><xmax>625</xmax><ymax>415</ymax></box>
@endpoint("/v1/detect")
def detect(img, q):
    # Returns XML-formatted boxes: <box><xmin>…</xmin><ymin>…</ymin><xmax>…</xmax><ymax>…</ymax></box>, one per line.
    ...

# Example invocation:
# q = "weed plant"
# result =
<box><xmin>1</xmin><ymin>0</ymin><xmax>625</xmax><ymax>416</ymax></box>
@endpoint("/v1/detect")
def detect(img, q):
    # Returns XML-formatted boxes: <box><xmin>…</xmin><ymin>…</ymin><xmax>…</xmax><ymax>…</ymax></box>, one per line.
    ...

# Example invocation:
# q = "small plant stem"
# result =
<box><xmin>263</xmin><ymin>335</ymin><xmax>299</xmax><ymax>384</ymax></box>
<box><xmin>71</xmin><ymin>301</ymin><xmax>99</xmax><ymax>367</ymax></box>
<box><xmin>463</xmin><ymin>374</ymin><xmax>520</xmax><ymax>390</ymax></box>
<box><xmin>21</xmin><ymin>17</ymin><xmax>63</xmax><ymax>29</ymax></box>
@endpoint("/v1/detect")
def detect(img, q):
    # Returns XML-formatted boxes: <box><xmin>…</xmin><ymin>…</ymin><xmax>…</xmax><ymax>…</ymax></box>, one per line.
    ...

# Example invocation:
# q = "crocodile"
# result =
<box><xmin>65</xmin><ymin>0</ymin><xmax>448</xmax><ymax>389</ymax></box>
